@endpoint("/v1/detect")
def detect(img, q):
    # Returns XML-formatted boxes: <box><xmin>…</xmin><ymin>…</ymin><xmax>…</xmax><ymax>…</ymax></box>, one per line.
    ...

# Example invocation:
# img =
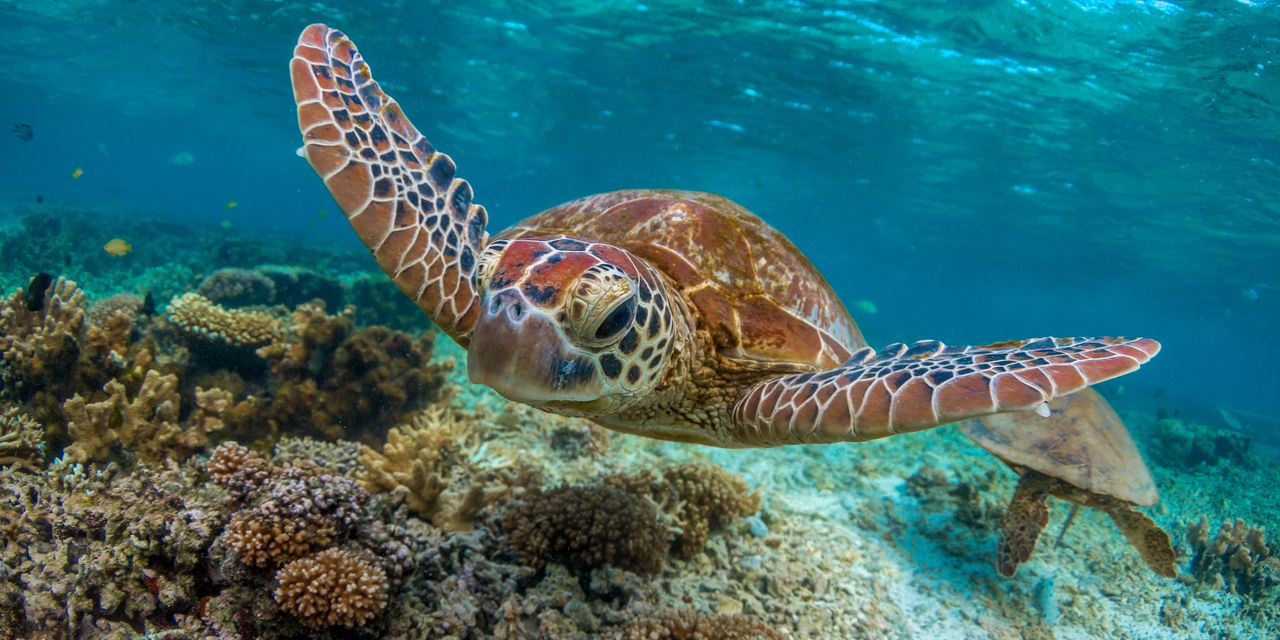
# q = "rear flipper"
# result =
<box><xmin>1108</xmin><ymin>506</ymin><xmax>1178</xmax><ymax>578</ymax></box>
<box><xmin>997</xmin><ymin>472</ymin><xmax>1054</xmax><ymax>577</ymax></box>
<box><xmin>731</xmin><ymin>336</ymin><xmax>1160</xmax><ymax>445</ymax></box>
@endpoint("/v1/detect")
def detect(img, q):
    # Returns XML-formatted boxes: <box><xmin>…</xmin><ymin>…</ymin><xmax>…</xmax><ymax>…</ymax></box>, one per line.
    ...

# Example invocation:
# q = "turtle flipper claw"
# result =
<box><xmin>731</xmin><ymin>336</ymin><xmax>1160</xmax><ymax>445</ymax></box>
<box><xmin>292</xmin><ymin>24</ymin><xmax>488</xmax><ymax>345</ymax></box>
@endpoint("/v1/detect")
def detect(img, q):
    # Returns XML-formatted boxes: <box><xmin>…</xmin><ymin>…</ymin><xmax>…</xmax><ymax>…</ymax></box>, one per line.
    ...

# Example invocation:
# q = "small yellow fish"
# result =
<box><xmin>225</xmin><ymin>201</ymin><xmax>238</xmax><ymax>209</ymax></box>
<box><xmin>71</xmin><ymin>167</ymin><xmax>84</xmax><ymax>180</ymax></box>
<box><xmin>220</xmin><ymin>220</ymin><xmax>233</xmax><ymax>230</ymax></box>
<box><xmin>853</xmin><ymin>299</ymin><xmax>878</xmax><ymax>315</ymax></box>
<box><xmin>103</xmin><ymin>238</ymin><xmax>132</xmax><ymax>256</ymax></box>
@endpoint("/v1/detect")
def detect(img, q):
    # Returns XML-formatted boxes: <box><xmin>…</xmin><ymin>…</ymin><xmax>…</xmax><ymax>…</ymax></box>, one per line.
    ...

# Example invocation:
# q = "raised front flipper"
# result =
<box><xmin>291</xmin><ymin>24</ymin><xmax>487</xmax><ymax>345</ymax></box>
<box><xmin>731</xmin><ymin>336</ymin><xmax>1160</xmax><ymax>446</ymax></box>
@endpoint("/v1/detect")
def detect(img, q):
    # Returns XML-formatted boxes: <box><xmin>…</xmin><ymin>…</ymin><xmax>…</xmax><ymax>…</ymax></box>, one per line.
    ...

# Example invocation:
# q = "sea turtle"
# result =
<box><xmin>289</xmin><ymin>24</ymin><xmax>1161</xmax><ymax>449</ymax></box>
<box><xmin>960</xmin><ymin>388</ymin><xmax>1177</xmax><ymax>578</ymax></box>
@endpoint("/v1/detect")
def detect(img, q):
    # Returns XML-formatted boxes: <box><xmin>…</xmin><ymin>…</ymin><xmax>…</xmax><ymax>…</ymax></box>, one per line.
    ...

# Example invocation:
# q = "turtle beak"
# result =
<box><xmin>468</xmin><ymin>289</ymin><xmax>604</xmax><ymax>403</ymax></box>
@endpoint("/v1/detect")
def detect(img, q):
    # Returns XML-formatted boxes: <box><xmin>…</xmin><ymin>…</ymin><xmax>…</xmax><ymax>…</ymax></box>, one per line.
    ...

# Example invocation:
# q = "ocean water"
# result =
<box><xmin>1</xmin><ymin>1</ymin><xmax>1278</xmax><ymax>638</ymax></box>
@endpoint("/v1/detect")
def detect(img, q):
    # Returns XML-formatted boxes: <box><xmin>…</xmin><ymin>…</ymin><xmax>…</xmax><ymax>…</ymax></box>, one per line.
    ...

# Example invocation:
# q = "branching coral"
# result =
<box><xmin>606</xmin><ymin>463</ymin><xmax>760</xmax><ymax>557</ymax></box>
<box><xmin>208</xmin><ymin>441</ymin><xmax>275</xmax><ymax>502</ymax></box>
<box><xmin>611</xmin><ymin>610</ymin><xmax>786</xmax><ymax>640</ymax></box>
<box><xmin>0</xmin><ymin>276</ymin><xmax>87</xmax><ymax>400</ymax></box>
<box><xmin>0</xmin><ymin>404</ymin><xmax>43</xmax><ymax>467</ymax></box>
<box><xmin>502</xmin><ymin>484</ymin><xmax>669</xmax><ymax>576</ymax></box>
<box><xmin>166</xmin><ymin>292</ymin><xmax>279</xmax><ymax>347</ymax></box>
<box><xmin>86</xmin><ymin>293</ymin><xmax>144</xmax><ymax>328</ymax></box>
<box><xmin>274</xmin><ymin>547</ymin><xmax>389</xmax><ymax>630</ymax></box>
<box><xmin>1186</xmin><ymin>517</ymin><xmax>1279</xmax><ymax>598</ymax></box>
<box><xmin>241</xmin><ymin>301</ymin><xmax>452</xmax><ymax>441</ymax></box>
<box><xmin>62</xmin><ymin>370</ymin><xmax>229</xmax><ymax>464</ymax></box>
<box><xmin>359</xmin><ymin>407</ymin><xmax>533</xmax><ymax>531</ymax></box>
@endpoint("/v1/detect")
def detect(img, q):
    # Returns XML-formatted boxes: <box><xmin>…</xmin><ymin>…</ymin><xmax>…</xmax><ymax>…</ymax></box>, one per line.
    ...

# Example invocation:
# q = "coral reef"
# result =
<box><xmin>606</xmin><ymin>462</ymin><xmax>760</xmax><ymax>557</ymax></box>
<box><xmin>242</xmin><ymin>300</ymin><xmax>452</xmax><ymax>442</ymax></box>
<box><xmin>0</xmin><ymin>404</ymin><xmax>43</xmax><ymax>467</ymax></box>
<box><xmin>86</xmin><ymin>292</ymin><xmax>145</xmax><ymax>328</ymax></box>
<box><xmin>610</xmin><ymin>610</ymin><xmax>786</xmax><ymax>640</ymax></box>
<box><xmin>359</xmin><ymin>407</ymin><xmax>534</xmax><ymax>531</ymax></box>
<box><xmin>165</xmin><ymin>292</ymin><xmax>279</xmax><ymax>348</ymax></box>
<box><xmin>0</xmin><ymin>276</ymin><xmax>87</xmax><ymax>401</ymax></box>
<box><xmin>502</xmin><ymin>484</ymin><xmax>670</xmax><ymax>576</ymax></box>
<box><xmin>1186</xmin><ymin>516</ymin><xmax>1280</xmax><ymax>598</ymax></box>
<box><xmin>274</xmin><ymin>547</ymin><xmax>389</xmax><ymax>629</ymax></box>
<box><xmin>62</xmin><ymin>369</ymin><xmax>229</xmax><ymax>464</ymax></box>
<box><xmin>196</xmin><ymin>267</ymin><xmax>277</xmax><ymax>307</ymax></box>
<box><xmin>1147</xmin><ymin>418</ymin><xmax>1258</xmax><ymax>471</ymax></box>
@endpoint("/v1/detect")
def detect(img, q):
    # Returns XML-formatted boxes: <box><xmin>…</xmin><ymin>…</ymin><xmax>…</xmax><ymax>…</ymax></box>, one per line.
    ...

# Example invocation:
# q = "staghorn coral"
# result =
<box><xmin>62</xmin><ymin>369</ymin><xmax>228</xmax><ymax>464</ymax></box>
<box><xmin>1186</xmin><ymin>516</ymin><xmax>1279</xmax><ymax>598</ymax></box>
<box><xmin>274</xmin><ymin>547</ymin><xmax>389</xmax><ymax>630</ymax></box>
<box><xmin>166</xmin><ymin>292</ymin><xmax>279</xmax><ymax>348</ymax></box>
<box><xmin>502</xmin><ymin>484</ymin><xmax>669</xmax><ymax>576</ymax></box>
<box><xmin>610</xmin><ymin>610</ymin><xmax>786</xmax><ymax>640</ymax></box>
<box><xmin>241</xmin><ymin>300</ymin><xmax>452</xmax><ymax>442</ymax></box>
<box><xmin>359</xmin><ymin>407</ymin><xmax>533</xmax><ymax>531</ymax></box>
<box><xmin>0</xmin><ymin>404</ymin><xmax>43</xmax><ymax>467</ymax></box>
<box><xmin>606</xmin><ymin>463</ymin><xmax>760</xmax><ymax>557</ymax></box>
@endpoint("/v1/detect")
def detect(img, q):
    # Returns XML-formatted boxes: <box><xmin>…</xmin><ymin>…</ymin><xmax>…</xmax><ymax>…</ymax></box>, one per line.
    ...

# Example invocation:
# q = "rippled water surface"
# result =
<box><xmin>2</xmin><ymin>0</ymin><xmax>1277</xmax><ymax>428</ymax></box>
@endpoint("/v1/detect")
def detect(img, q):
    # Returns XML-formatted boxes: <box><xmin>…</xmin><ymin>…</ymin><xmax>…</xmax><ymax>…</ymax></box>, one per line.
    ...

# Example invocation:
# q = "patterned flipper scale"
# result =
<box><xmin>291</xmin><ymin>24</ymin><xmax>487</xmax><ymax>345</ymax></box>
<box><xmin>731</xmin><ymin>336</ymin><xmax>1160</xmax><ymax>445</ymax></box>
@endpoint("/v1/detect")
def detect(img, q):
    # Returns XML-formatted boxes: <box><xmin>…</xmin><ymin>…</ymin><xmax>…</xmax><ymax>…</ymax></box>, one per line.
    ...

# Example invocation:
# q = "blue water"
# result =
<box><xmin>1</xmin><ymin>1</ymin><xmax>1277</xmax><ymax>429</ymax></box>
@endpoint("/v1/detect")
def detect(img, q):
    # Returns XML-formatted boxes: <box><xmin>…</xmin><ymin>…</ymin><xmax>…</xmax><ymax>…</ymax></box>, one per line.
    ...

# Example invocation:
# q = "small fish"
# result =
<box><xmin>168</xmin><ymin>151</ymin><xmax>195</xmax><ymax>167</ymax></box>
<box><xmin>852</xmin><ymin>299</ymin><xmax>878</xmax><ymax>315</ymax></box>
<box><xmin>141</xmin><ymin>291</ymin><xmax>156</xmax><ymax>316</ymax></box>
<box><xmin>225</xmin><ymin>200</ymin><xmax>238</xmax><ymax>209</ymax></box>
<box><xmin>318</xmin><ymin>209</ymin><xmax>330</xmax><ymax>219</ymax></box>
<box><xmin>97</xmin><ymin>142</ymin><xmax>110</xmax><ymax>158</ymax></box>
<box><xmin>35</xmin><ymin>195</ymin><xmax>43</xmax><ymax>204</ymax></box>
<box><xmin>71</xmin><ymin>167</ymin><xmax>84</xmax><ymax>180</ymax></box>
<box><xmin>103</xmin><ymin>238</ymin><xmax>132</xmax><ymax>256</ymax></box>
<box><xmin>219</xmin><ymin>220</ymin><xmax>233</xmax><ymax>230</ymax></box>
<box><xmin>12</xmin><ymin>123</ymin><xmax>33</xmax><ymax>142</ymax></box>
<box><xmin>307</xmin><ymin>218</ymin><xmax>318</xmax><ymax>228</ymax></box>
<box><xmin>1242</xmin><ymin>288</ymin><xmax>1260</xmax><ymax>301</ymax></box>
<box><xmin>24</xmin><ymin>272</ymin><xmax>53</xmax><ymax>311</ymax></box>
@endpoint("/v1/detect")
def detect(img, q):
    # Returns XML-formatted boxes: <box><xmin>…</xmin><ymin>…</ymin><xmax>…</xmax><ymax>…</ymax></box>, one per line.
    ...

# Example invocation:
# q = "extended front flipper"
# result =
<box><xmin>291</xmin><ymin>24</ymin><xmax>487</xmax><ymax>345</ymax></box>
<box><xmin>731</xmin><ymin>336</ymin><xmax>1160</xmax><ymax>446</ymax></box>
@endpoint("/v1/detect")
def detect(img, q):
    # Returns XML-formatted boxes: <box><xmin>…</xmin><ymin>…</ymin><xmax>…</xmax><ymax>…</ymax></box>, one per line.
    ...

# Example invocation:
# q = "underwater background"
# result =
<box><xmin>1</xmin><ymin>1</ymin><xmax>1278</xmax><ymax>639</ymax></box>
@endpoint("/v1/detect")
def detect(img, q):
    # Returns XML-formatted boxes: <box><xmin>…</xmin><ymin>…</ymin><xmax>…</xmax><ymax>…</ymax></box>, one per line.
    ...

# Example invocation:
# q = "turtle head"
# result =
<box><xmin>467</xmin><ymin>235</ymin><xmax>682</xmax><ymax>413</ymax></box>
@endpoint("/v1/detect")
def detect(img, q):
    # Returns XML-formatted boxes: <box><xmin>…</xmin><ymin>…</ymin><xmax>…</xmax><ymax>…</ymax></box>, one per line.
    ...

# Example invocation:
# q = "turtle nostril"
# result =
<box><xmin>489</xmin><ymin>297</ymin><xmax>503</xmax><ymax>315</ymax></box>
<box><xmin>509</xmin><ymin>302</ymin><xmax>525</xmax><ymax>321</ymax></box>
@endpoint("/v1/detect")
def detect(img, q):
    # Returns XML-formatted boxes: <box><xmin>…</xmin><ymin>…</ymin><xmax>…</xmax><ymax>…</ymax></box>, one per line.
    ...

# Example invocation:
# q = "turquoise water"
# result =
<box><xmin>4</xmin><ymin>1</ymin><xmax>1276</xmax><ymax>428</ymax></box>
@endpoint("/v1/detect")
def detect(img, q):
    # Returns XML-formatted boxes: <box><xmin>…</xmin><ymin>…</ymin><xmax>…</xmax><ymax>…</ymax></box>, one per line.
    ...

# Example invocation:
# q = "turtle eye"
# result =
<box><xmin>593</xmin><ymin>295</ymin><xmax>636</xmax><ymax>341</ymax></box>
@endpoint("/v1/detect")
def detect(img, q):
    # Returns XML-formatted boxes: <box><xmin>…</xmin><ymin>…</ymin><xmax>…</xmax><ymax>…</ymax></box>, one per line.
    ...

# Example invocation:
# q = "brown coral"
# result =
<box><xmin>1187</xmin><ymin>516</ymin><xmax>1277</xmax><ymax>597</ymax></box>
<box><xmin>225</xmin><ymin>505</ymin><xmax>336</xmax><ymax>567</ymax></box>
<box><xmin>240</xmin><ymin>300</ymin><xmax>452</xmax><ymax>442</ymax></box>
<box><xmin>166</xmin><ymin>292</ymin><xmax>279</xmax><ymax>347</ymax></box>
<box><xmin>196</xmin><ymin>268</ymin><xmax>276</xmax><ymax>307</ymax></box>
<box><xmin>62</xmin><ymin>370</ymin><xmax>228</xmax><ymax>464</ymax></box>
<box><xmin>607</xmin><ymin>462</ymin><xmax>760</xmax><ymax>557</ymax></box>
<box><xmin>359</xmin><ymin>407</ymin><xmax>530</xmax><ymax>531</ymax></box>
<box><xmin>611</xmin><ymin>610</ymin><xmax>786</xmax><ymax>640</ymax></box>
<box><xmin>208</xmin><ymin>441</ymin><xmax>275</xmax><ymax>502</ymax></box>
<box><xmin>502</xmin><ymin>484</ymin><xmax>668</xmax><ymax>576</ymax></box>
<box><xmin>0</xmin><ymin>404</ymin><xmax>43</xmax><ymax>467</ymax></box>
<box><xmin>274</xmin><ymin>548</ymin><xmax>388</xmax><ymax>629</ymax></box>
<box><xmin>0</xmin><ymin>276</ymin><xmax>87</xmax><ymax>400</ymax></box>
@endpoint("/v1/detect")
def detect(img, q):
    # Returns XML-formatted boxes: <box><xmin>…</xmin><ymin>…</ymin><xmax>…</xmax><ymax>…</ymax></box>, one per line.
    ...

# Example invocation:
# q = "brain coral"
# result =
<box><xmin>166</xmin><ymin>292</ymin><xmax>278</xmax><ymax>347</ymax></box>
<box><xmin>274</xmin><ymin>547</ymin><xmax>389</xmax><ymax>629</ymax></box>
<box><xmin>502</xmin><ymin>484</ymin><xmax>668</xmax><ymax>576</ymax></box>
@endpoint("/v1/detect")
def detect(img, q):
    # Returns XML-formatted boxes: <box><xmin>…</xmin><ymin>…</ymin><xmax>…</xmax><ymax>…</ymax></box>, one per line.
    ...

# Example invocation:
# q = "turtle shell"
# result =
<box><xmin>499</xmin><ymin>189</ymin><xmax>863</xmax><ymax>369</ymax></box>
<box><xmin>959</xmin><ymin>388</ymin><xmax>1158</xmax><ymax>506</ymax></box>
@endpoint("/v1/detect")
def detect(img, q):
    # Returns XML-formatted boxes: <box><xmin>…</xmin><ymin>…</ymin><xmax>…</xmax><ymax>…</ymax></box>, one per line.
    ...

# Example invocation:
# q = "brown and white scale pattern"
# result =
<box><xmin>291</xmin><ymin>23</ymin><xmax>1162</xmax><ymax>450</ymax></box>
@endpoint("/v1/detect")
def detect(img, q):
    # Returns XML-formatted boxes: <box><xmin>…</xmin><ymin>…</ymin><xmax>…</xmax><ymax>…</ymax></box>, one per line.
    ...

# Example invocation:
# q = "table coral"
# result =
<box><xmin>1186</xmin><ymin>516</ymin><xmax>1279</xmax><ymax>598</ymax></box>
<box><xmin>502</xmin><ymin>484</ymin><xmax>669</xmax><ymax>576</ymax></box>
<box><xmin>606</xmin><ymin>462</ymin><xmax>760</xmax><ymax>557</ymax></box>
<box><xmin>165</xmin><ymin>292</ymin><xmax>279</xmax><ymax>347</ymax></box>
<box><xmin>274</xmin><ymin>547</ymin><xmax>389</xmax><ymax>629</ymax></box>
<box><xmin>62</xmin><ymin>369</ymin><xmax>228</xmax><ymax>464</ymax></box>
<box><xmin>359</xmin><ymin>407</ymin><xmax>531</xmax><ymax>531</ymax></box>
